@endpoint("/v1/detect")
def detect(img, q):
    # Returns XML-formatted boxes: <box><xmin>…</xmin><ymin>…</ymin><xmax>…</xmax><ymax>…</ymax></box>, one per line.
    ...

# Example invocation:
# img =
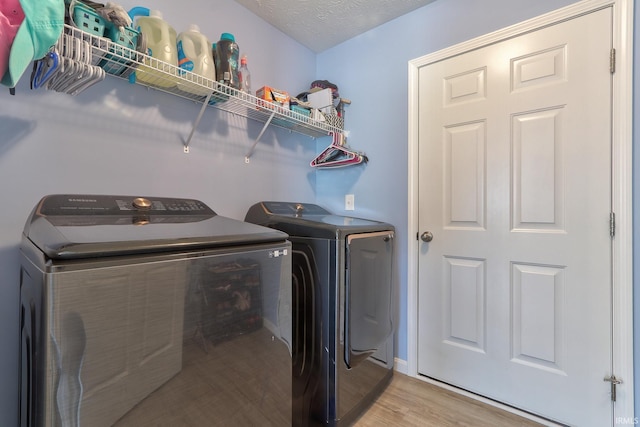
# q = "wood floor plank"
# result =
<box><xmin>354</xmin><ymin>373</ymin><xmax>544</xmax><ymax>426</ymax></box>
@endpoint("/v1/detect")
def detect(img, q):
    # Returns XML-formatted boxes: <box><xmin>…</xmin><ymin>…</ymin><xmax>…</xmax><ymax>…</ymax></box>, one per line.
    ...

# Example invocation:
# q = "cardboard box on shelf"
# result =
<box><xmin>256</xmin><ymin>86</ymin><xmax>290</xmax><ymax>109</ymax></box>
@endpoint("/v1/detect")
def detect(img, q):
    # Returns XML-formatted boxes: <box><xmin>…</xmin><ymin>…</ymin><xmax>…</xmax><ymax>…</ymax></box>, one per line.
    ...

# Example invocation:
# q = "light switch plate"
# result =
<box><xmin>345</xmin><ymin>194</ymin><xmax>355</xmax><ymax>210</ymax></box>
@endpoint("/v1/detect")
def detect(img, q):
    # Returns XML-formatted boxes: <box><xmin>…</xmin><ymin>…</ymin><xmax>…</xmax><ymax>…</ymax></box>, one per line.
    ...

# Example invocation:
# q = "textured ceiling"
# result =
<box><xmin>232</xmin><ymin>0</ymin><xmax>437</xmax><ymax>53</ymax></box>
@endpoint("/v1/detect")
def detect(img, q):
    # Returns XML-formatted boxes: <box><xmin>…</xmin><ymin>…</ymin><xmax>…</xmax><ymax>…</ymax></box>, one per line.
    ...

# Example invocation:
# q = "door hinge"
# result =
<box><xmin>604</xmin><ymin>375</ymin><xmax>622</xmax><ymax>401</ymax></box>
<box><xmin>610</xmin><ymin>48</ymin><xmax>616</xmax><ymax>74</ymax></box>
<box><xmin>610</xmin><ymin>212</ymin><xmax>616</xmax><ymax>237</ymax></box>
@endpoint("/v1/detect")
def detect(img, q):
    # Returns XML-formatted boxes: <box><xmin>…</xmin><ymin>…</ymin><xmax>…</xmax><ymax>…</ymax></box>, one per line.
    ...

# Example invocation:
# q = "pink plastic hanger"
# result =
<box><xmin>310</xmin><ymin>132</ymin><xmax>368</xmax><ymax>169</ymax></box>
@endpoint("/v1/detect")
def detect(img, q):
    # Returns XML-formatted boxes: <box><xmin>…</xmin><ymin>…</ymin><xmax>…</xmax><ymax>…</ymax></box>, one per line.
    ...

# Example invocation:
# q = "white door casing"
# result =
<box><xmin>407</xmin><ymin>0</ymin><xmax>633</xmax><ymax>425</ymax></box>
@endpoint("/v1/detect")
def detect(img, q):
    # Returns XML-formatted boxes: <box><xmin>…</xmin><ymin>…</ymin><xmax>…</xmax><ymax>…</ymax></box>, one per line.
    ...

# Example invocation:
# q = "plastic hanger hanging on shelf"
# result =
<box><xmin>310</xmin><ymin>131</ymin><xmax>368</xmax><ymax>169</ymax></box>
<box><xmin>31</xmin><ymin>32</ymin><xmax>105</xmax><ymax>96</ymax></box>
<box><xmin>31</xmin><ymin>49</ymin><xmax>59</xmax><ymax>89</ymax></box>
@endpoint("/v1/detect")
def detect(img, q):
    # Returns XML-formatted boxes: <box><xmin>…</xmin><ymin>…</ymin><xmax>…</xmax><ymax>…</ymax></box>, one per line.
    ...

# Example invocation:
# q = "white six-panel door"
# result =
<box><xmin>416</xmin><ymin>8</ymin><xmax>613</xmax><ymax>426</ymax></box>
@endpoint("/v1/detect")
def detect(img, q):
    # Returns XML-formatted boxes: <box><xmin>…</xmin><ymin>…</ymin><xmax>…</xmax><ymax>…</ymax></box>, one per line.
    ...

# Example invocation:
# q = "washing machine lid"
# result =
<box><xmin>23</xmin><ymin>194</ymin><xmax>288</xmax><ymax>260</ymax></box>
<box><xmin>245</xmin><ymin>201</ymin><xmax>394</xmax><ymax>239</ymax></box>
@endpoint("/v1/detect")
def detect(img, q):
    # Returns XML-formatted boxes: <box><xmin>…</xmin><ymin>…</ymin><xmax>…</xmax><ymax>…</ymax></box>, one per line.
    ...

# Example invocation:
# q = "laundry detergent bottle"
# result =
<box><xmin>215</xmin><ymin>32</ymin><xmax>240</xmax><ymax>89</ymax></box>
<box><xmin>176</xmin><ymin>24</ymin><xmax>215</xmax><ymax>96</ymax></box>
<box><xmin>133</xmin><ymin>9</ymin><xmax>178</xmax><ymax>88</ymax></box>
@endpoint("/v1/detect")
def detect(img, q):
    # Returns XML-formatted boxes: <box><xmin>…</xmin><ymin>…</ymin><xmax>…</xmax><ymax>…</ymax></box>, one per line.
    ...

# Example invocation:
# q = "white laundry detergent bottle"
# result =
<box><xmin>176</xmin><ymin>24</ymin><xmax>215</xmax><ymax>96</ymax></box>
<box><xmin>133</xmin><ymin>9</ymin><xmax>178</xmax><ymax>88</ymax></box>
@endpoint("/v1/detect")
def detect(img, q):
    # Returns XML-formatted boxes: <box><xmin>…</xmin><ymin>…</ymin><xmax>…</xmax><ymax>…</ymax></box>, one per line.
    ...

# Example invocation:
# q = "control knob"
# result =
<box><xmin>132</xmin><ymin>197</ymin><xmax>152</xmax><ymax>210</ymax></box>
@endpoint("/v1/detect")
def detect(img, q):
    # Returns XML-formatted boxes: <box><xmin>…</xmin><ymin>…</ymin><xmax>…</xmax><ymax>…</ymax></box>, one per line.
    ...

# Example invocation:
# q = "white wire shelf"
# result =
<box><xmin>62</xmin><ymin>24</ymin><xmax>342</xmax><ymax>151</ymax></box>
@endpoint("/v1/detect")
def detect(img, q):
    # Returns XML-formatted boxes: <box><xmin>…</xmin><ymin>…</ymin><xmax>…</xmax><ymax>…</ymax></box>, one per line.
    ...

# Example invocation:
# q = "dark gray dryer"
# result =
<box><xmin>245</xmin><ymin>201</ymin><xmax>395</xmax><ymax>427</ymax></box>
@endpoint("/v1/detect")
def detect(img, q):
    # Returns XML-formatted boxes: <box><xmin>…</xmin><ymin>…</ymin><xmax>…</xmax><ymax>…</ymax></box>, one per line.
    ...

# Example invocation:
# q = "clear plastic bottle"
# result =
<box><xmin>238</xmin><ymin>55</ymin><xmax>251</xmax><ymax>94</ymax></box>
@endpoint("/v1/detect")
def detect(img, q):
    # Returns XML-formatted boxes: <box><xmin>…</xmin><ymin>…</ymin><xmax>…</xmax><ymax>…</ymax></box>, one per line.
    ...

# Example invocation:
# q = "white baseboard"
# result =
<box><xmin>394</xmin><ymin>357</ymin><xmax>408</xmax><ymax>375</ymax></box>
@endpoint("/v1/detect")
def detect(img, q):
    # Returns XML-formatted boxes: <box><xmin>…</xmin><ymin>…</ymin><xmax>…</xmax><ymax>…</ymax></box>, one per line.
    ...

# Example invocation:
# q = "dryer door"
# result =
<box><xmin>344</xmin><ymin>231</ymin><xmax>394</xmax><ymax>368</ymax></box>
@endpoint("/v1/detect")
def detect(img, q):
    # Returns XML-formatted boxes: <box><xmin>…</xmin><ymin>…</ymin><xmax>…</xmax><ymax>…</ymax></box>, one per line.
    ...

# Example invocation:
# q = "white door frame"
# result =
<box><xmin>407</xmin><ymin>0</ymin><xmax>634</xmax><ymax>421</ymax></box>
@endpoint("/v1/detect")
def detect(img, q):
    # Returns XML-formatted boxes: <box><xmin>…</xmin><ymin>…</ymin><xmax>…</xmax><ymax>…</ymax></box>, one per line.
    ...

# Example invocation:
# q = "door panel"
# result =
<box><xmin>444</xmin><ymin>257</ymin><xmax>485</xmax><ymax>352</ymax></box>
<box><xmin>511</xmin><ymin>263</ymin><xmax>565</xmax><ymax>373</ymax></box>
<box><xmin>445</xmin><ymin>122</ymin><xmax>486</xmax><ymax>229</ymax></box>
<box><xmin>346</xmin><ymin>231</ymin><xmax>394</xmax><ymax>368</ymax></box>
<box><xmin>512</xmin><ymin>108</ymin><xmax>563</xmax><ymax>229</ymax></box>
<box><xmin>417</xmin><ymin>8</ymin><xmax>612</xmax><ymax>426</ymax></box>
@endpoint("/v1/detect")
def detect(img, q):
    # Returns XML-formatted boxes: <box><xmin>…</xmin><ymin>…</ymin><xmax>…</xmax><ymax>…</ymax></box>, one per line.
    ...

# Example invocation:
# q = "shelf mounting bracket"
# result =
<box><xmin>244</xmin><ymin>111</ymin><xmax>276</xmax><ymax>163</ymax></box>
<box><xmin>183</xmin><ymin>92</ymin><xmax>214</xmax><ymax>153</ymax></box>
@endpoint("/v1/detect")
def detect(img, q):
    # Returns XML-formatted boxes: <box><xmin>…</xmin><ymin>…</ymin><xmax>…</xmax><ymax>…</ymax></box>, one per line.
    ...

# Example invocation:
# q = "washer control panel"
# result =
<box><xmin>38</xmin><ymin>194</ymin><xmax>213</xmax><ymax>215</ymax></box>
<box><xmin>35</xmin><ymin>195</ymin><xmax>215</xmax><ymax>225</ymax></box>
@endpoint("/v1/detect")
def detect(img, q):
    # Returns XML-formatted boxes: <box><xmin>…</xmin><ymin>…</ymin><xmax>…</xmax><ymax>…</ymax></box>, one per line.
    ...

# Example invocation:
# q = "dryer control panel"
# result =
<box><xmin>255</xmin><ymin>201</ymin><xmax>330</xmax><ymax>216</ymax></box>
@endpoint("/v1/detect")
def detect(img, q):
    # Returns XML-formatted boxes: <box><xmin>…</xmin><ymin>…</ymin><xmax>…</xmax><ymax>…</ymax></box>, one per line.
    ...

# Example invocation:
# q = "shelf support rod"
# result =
<box><xmin>245</xmin><ymin>111</ymin><xmax>276</xmax><ymax>162</ymax></box>
<box><xmin>183</xmin><ymin>92</ymin><xmax>213</xmax><ymax>153</ymax></box>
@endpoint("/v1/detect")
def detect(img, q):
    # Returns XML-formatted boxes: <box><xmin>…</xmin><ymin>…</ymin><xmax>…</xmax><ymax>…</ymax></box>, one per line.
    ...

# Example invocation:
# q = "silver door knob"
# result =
<box><xmin>421</xmin><ymin>231</ymin><xmax>434</xmax><ymax>242</ymax></box>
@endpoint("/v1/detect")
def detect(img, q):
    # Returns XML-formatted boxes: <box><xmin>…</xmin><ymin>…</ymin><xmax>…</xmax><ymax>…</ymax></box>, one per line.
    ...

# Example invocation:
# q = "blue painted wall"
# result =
<box><xmin>316</xmin><ymin>0</ymin><xmax>578</xmax><ymax>363</ymax></box>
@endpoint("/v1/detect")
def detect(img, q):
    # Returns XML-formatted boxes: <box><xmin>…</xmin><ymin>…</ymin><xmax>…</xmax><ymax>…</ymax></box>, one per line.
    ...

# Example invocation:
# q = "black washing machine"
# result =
<box><xmin>245</xmin><ymin>201</ymin><xmax>395</xmax><ymax>427</ymax></box>
<box><xmin>20</xmin><ymin>195</ymin><xmax>292</xmax><ymax>427</ymax></box>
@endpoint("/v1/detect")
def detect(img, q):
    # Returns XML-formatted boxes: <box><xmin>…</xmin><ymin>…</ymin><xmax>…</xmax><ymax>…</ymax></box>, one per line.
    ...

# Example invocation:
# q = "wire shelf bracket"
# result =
<box><xmin>59</xmin><ymin>24</ymin><xmax>344</xmax><ymax>157</ymax></box>
<box><xmin>244</xmin><ymin>111</ymin><xmax>276</xmax><ymax>163</ymax></box>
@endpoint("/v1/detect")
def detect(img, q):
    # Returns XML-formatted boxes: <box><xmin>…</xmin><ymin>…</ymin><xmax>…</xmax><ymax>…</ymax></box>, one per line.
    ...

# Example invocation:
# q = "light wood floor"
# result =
<box><xmin>106</xmin><ymin>321</ymin><xmax>543</xmax><ymax>426</ymax></box>
<box><xmin>353</xmin><ymin>373</ymin><xmax>544</xmax><ymax>427</ymax></box>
